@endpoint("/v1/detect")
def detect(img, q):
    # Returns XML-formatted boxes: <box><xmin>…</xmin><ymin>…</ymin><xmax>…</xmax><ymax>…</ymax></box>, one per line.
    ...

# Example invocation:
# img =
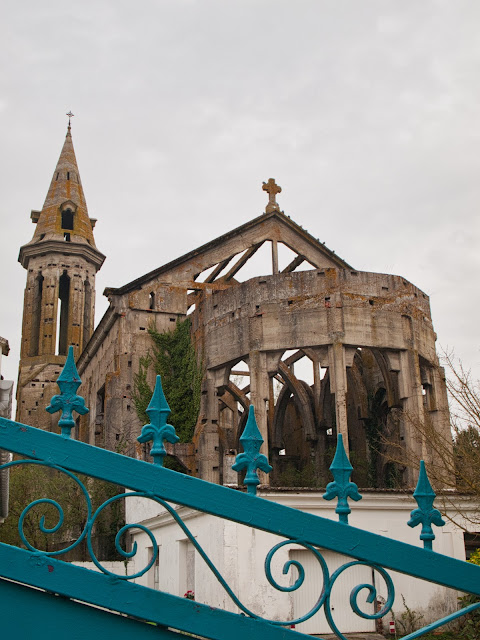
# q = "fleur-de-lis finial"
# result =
<box><xmin>46</xmin><ymin>345</ymin><xmax>89</xmax><ymax>438</ymax></box>
<box><xmin>232</xmin><ymin>406</ymin><xmax>272</xmax><ymax>495</ymax></box>
<box><xmin>137</xmin><ymin>375</ymin><xmax>179</xmax><ymax>466</ymax></box>
<box><xmin>323</xmin><ymin>434</ymin><xmax>362</xmax><ymax>524</ymax></box>
<box><xmin>408</xmin><ymin>460</ymin><xmax>445</xmax><ymax>550</ymax></box>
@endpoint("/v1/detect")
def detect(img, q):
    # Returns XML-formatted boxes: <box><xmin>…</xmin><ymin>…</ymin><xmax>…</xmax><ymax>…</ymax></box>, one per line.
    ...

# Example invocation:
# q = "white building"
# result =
<box><xmin>126</xmin><ymin>488</ymin><xmax>475</xmax><ymax>636</ymax></box>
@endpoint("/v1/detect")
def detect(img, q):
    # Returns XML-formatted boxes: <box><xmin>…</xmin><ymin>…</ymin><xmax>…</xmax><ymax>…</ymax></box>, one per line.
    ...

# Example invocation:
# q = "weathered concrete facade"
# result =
<box><xmin>193</xmin><ymin>267</ymin><xmax>449</xmax><ymax>488</ymax></box>
<box><xmin>75</xmin><ymin>179</ymin><xmax>449</xmax><ymax>489</ymax></box>
<box><xmin>16</xmin><ymin>126</ymin><xmax>105</xmax><ymax>429</ymax></box>
<box><xmin>17</xmin><ymin>133</ymin><xmax>450</xmax><ymax>490</ymax></box>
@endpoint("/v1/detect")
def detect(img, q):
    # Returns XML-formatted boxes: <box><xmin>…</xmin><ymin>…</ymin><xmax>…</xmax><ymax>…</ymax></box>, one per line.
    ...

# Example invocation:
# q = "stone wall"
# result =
<box><xmin>77</xmin><ymin>288</ymin><xmax>187</xmax><ymax>456</ymax></box>
<box><xmin>76</xmin><ymin>262</ymin><xmax>450</xmax><ymax>490</ymax></box>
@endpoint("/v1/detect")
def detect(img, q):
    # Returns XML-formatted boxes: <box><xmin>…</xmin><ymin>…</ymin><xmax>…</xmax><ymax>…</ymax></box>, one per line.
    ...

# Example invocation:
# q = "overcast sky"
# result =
<box><xmin>2</xmin><ymin>0</ymin><xmax>480</xmax><ymax>389</ymax></box>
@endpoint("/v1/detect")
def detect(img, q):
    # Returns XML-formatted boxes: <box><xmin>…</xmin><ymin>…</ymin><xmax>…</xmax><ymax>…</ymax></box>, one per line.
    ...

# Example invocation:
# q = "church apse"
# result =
<box><xmin>195</xmin><ymin>266</ymin><xmax>451</xmax><ymax>490</ymax></box>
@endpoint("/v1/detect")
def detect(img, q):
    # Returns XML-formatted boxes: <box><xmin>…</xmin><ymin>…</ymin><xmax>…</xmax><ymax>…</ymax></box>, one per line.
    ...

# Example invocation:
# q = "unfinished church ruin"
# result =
<box><xmin>16</xmin><ymin>127</ymin><xmax>451</xmax><ymax>490</ymax></box>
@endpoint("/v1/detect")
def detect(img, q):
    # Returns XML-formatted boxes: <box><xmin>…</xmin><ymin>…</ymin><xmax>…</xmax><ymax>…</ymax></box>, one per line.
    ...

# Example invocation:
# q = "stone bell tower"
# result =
<box><xmin>16</xmin><ymin>119</ymin><xmax>105</xmax><ymax>429</ymax></box>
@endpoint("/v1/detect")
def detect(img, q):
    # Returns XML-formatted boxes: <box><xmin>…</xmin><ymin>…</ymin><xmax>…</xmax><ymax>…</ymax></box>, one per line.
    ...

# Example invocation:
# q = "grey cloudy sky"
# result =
<box><xmin>2</xmin><ymin>0</ymin><xmax>480</xmax><ymax>387</ymax></box>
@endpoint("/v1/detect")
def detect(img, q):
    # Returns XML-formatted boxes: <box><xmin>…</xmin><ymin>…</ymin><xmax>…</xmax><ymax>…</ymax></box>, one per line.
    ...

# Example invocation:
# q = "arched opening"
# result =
<box><xmin>214</xmin><ymin>346</ymin><xmax>405</xmax><ymax>490</ymax></box>
<box><xmin>149</xmin><ymin>291</ymin><xmax>155</xmax><ymax>310</ymax></box>
<box><xmin>270</xmin><ymin>351</ymin><xmax>325</xmax><ymax>487</ymax></box>
<box><xmin>345</xmin><ymin>348</ymin><xmax>403</xmax><ymax>488</ymax></box>
<box><xmin>30</xmin><ymin>272</ymin><xmax>44</xmax><ymax>356</ymax></box>
<box><xmin>56</xmin><ymin>271</ymin><xmax>70</xmax><ymax>355</ymax></box>
<box><xmin>95</xmin><ymin>385</ymin><xmax>105</xmax><ymax>447</ymax></box>
<box><xmin>82</xmin><ymin>279</ymin><xmax>92</xmax><ymax>350</ymax></box>
<box><xmin>213</xmin><ymin>360</ymin><xmax>252</xmax><ymax>485</ymax></box>
<box><xmin>61</xmin><ymin>209</ymin><xmax>74</xmax><ymax>230</ymax></box>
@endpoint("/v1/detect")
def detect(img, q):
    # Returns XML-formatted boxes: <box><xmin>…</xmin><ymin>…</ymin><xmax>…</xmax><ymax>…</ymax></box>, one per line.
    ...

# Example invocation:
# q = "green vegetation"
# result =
<box><xmin>456</xmin><ymin>549</ymin><xmax>480</xmax><ymax>639</ymax></box>
<box><xmin>392</xmin><ymin>550</ymin><xmax>480</xmax><ymax>639</ymax></box>
<box><xmin>0</xmin><ymin>462</ymin><xmax>123</xmax><ymax>559</ymax></box>
<box><xmin>277</xmin><ymin>461</ymin><xmax>318</xmax><ymax>487</ymax></box>
<box><xmin>133</xmin><ymin>318</ymin><xmax>202</xmax><ymax>444</ymax></box>
<box><xmin>393</xmin><ymin>594</ymin><xmax>425</xmax><ymax>637</ymax></box>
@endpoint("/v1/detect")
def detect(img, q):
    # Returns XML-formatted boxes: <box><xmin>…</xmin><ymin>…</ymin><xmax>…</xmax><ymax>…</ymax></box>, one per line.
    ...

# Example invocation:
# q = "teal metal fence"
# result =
<box><xmin>0</xmin><ymin>347</ymin><xmax>479</xmax><ymax>639</ymax></box>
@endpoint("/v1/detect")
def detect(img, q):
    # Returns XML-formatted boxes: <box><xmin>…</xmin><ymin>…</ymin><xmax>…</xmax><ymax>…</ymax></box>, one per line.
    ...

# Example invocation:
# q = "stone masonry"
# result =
<box><xmin>17</xmin><ymin>131</ymin><xmax>451</xmax><ymax>490</ymax></box>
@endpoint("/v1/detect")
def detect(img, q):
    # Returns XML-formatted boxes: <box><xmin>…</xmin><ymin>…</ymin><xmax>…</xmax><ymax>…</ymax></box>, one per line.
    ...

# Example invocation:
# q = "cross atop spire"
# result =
<box><xmin>66</xmin><ymin>111</ymin><xmax>74</xmax><ymax>129</ymax></box>
<box><xmin>262</xmin><ymin>178</ymin><xmax>282</xmax><ymax>214</ymax></box>
<box><xmin>18</xmin><ymin>120</ymin><xmax>104</xmax><ymax>264</ymax></box>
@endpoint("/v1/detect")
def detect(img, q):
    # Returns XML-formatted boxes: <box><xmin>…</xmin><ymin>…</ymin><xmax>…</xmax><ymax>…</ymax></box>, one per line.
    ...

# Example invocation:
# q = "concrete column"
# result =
<box><xmin>271</xmin><ymin>240</ymin><xmax>279</xmax><ymax>274</ymax></box>
<box><xmin>70</xmin><ymin>273</ymin><xmax>84</xmax><ymax>355</ymax></box>
<box><xmin>305</xmin><ymin>346</ymin><xmax>329</xmax><ymax>426</ymax></box>
<box><xmin>20</xmin><ymin>274</ymin><xmax>34</xmax><ymax>359</ymax></box>
<box><xmin>312</xmin><ymin>357</ymin><xmax>322</xmax><ymax>424</ymax></box>
<box><xmin>268</xmin><ymin>375</ymin><xmax>275</xmax><ymax>443</ymax></box>
<box><xmin>431</xmin><ymin>365</ymin><xmax>451</xmax><ymax>438</ymax></box>
<box><xmin>398</xmin><ymin>349</ymin><xmax>425</xmax><ymax>485</ymax></box>
<box><xmin>248</xmin><ymin>350</ymin><xmax>270</xmax><ymax>485</ymax></box>
<box><xmin>428</xmin><ymin>364</ymin><xmax>454</xmax><ymax>486</ymax></box>
<box><xmin>197</xmin><ymin>371</ymin><xmax>220</xmax><ymax>484</ymax></box>
<box><xmin>328</xmin><ymin>342</ymin><xmax>349</xmax><ymax>454</ymax></box>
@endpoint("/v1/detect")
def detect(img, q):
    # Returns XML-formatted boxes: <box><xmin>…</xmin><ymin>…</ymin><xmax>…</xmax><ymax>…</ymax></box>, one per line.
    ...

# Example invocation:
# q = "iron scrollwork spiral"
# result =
<box><xmin>2</xmin><ymin>459</ymin><xmax>92</xmax><ymax>556</ymax></box>
<box><xmin>325</xmin><ymin>560</ymin><xmax>395</xmax><ymax>638</ymax></box>
<box><xmin>0</xmin><ymin>459</ymin><xmax>395</xmax><ymax>637</ymax></box>
<box><xmin>264</xmin><ymin>540</ymin><xmax>395</xmax><ymax>636</ymax></box>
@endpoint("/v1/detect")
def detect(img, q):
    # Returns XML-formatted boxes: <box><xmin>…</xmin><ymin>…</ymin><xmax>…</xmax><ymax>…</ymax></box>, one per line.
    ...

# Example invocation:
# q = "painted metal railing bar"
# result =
<box><xmin>0</xmin><ymin>575</ymin><xmax>193</xmax><ymax>640</ymax></box>
<box><xmin>399</xmin><ymin>601</ymin><xmax>480</xmax><ymax>639</ymax></box>
<box><xmin>0</xmin><ymin>543</ymin><xmax>300</xmax><ymax>640</ymax></box>
<box><xmin>1</xmin><ymin>416</ymin><xmax>480</xmax><ymax>598</ymax></box>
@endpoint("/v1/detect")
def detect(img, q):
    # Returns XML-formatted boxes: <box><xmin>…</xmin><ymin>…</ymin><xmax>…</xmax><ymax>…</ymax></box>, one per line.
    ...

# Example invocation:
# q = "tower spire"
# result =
<box><xmin>17</xmin><ymin>124</ymin><xmax>105</xmax><ymax>429</ymax></box>
<box><xmin>19</xmin><ymin>120</ymin><xmax>102</xmax><ymax>260</ymax></box>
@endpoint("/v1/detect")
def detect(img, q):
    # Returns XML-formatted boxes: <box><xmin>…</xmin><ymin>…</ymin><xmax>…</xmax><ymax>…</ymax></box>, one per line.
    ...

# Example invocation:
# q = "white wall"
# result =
<box><xmin>124</xmin><ymin>489</ymin><xmax>476</xmax><ymax>635</ymax></box>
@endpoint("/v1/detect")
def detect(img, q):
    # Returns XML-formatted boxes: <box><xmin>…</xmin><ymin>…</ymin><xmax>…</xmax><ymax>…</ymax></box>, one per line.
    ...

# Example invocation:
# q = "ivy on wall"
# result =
<box><xmin>133</xmin><ymin>318</ymin><xmax>202</xmax><ymax>444</ymax></box>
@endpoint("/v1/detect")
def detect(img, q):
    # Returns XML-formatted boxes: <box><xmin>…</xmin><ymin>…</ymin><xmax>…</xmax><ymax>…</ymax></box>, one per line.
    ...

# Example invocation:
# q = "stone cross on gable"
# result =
<box><xmin>262</xmin><ymin>178</ymin><xmax>282</xmax><ymax>214</ymax></box>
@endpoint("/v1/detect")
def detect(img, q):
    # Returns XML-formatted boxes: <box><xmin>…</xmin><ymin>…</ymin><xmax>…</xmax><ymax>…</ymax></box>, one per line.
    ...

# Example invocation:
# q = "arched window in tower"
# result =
<box><xmin>61</xmin><ymin>209</ymin><xmax>74</xmax><ymax>230</ymax></box>
<box><xmin>149</xmin><ymin>291</ymin><xmax>155</xmax><ymax>310</ymax></box>
<box><xmin>30</xmin><ymin>272</ymin><xmax>44</xmax><ymax>356</ymax></box>
<box><xmin>82</xmin><ymin>279</ymin><xmax>92</xmax><ymax>350</ymax></box>
<box><xmin>56</xmin><ymin>271</ymin><xmax>70</xmax><ymax>356</ymax></box>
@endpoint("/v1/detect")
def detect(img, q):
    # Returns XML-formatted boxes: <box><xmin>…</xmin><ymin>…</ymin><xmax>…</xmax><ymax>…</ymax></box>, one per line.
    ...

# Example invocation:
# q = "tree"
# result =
<box><xmin>0</xmin><ymin>461</ymin><xmax>124</xmax><ymax>560</ymax></box>
<box><xmin>388</xmin><ymin>351</ymin><xmax>480</xmax><ymax>530</ymax></box>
